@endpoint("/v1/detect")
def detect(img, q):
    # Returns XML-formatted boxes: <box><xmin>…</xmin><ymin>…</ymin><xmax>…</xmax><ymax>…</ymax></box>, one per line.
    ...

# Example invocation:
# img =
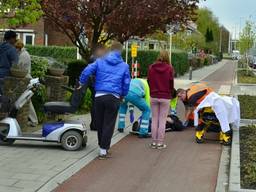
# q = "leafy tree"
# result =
<box><xmin>42</xmin><ymin>0</ymin><xmax>200</xmax><ymax>59</ymax></box>
<box><xmin>196</xmin><ymin>8</ymin><xmax>220</xmax><ymax>53</ymax></box>
<box><xmin>206</xmin><ymin>29</ymin><xmax>214</xmax><ymax>42</ymax></box>
<box><xmin>0</xmin><ymin>0</ymin><xmax>43</xmax><ymax>28</ymax></box>
<box><xmin>239</xmin><ymin>20</ymin><xmax>256</xmax><ymax>54</ymax></box>
<box><xmin>172</xmin><ymin>31</ymin><xmax>205</xmax><ymax>52</ymax></box>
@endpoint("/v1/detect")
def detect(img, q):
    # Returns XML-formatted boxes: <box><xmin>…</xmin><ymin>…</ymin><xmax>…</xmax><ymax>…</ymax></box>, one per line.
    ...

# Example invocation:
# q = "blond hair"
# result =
<box><xmin>15</xmin><ymin>40</ymin><xmax>24</xmax><ymax>49</ymax></box>
<box><xmin>157</xmin><ymin>50</ymin><xmax>170</xmax><ymax>64</ymax></box>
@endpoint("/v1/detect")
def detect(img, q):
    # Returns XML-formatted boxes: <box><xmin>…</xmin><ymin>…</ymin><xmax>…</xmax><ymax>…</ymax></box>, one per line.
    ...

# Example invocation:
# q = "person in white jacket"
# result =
<box><xmin>16</xmin><ymin>41</ymin><xmax>38</xmax><ymax>126</ymax></box>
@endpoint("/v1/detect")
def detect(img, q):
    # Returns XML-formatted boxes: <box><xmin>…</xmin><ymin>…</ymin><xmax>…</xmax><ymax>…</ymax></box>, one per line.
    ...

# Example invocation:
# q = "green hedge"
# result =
<box><xmin>26</xmin><ymin>45</ymin><xmax>77</xmax><ymax>63</ymax></box>
<box><xmin>122</xmin><ymin>50</ymin><xmax>189</xmax><ymax>76</ymax></box>
<box><xmin>66</xmin><ymin>60</ymin><xmax>87</xmax><ymax>86</ymax></box>
<box><xmin>30</xmin><ymin>56</ymin><xmax>49</xmax><ymax>122</ymax></box>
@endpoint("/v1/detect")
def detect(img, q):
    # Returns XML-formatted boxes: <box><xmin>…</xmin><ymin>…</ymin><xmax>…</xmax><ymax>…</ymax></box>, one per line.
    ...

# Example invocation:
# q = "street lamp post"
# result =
<box><xmin>219</xmin><ymin>27</ymin><xmax>222</xmax><ymax>53</ymax></box>
<box><xmin>169</xmin><ymin>32</ymin><xmax>172</xmax><ymax>63</ymax></box>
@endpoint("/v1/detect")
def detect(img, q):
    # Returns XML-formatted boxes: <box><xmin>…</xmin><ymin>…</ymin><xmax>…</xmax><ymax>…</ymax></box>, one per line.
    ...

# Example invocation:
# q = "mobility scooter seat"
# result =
<box><xmin>44</xmin><ymin>102</ymin><xmax>76</xmax><ymax>114</ymax></box>
<box><xmin>44</xmin><ymin>83</ymin><xmax>87</xmax><ymax>114</ymax></box>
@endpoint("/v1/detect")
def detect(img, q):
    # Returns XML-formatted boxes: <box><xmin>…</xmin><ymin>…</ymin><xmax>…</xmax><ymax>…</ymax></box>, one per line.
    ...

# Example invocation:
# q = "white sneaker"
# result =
<box><xmin>157</xmin><ymin>144</ymin><xmax>167</xmax><ymax>149</ymax></box>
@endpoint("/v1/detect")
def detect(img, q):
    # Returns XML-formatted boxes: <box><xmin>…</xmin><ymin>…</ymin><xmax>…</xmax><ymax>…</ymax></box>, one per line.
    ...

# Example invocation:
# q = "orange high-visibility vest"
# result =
<box><xmin>187</xmin><ymin>83</ymin><xmax>213</xmax><ymax>106</ymax></box>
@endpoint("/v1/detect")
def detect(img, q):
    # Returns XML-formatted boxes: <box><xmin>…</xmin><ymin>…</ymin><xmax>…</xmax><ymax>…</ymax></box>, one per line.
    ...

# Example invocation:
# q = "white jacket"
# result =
<box><xmin>194</xmin><ymin>92</ymin><xmax>240</xmax><ymax>132</ymax></box>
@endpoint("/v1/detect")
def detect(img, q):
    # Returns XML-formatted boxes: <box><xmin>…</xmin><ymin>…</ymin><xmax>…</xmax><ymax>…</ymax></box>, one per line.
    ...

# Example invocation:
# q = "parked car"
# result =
<box><xmin>251</xmin><ymin>56</ymin><xmax>256</xmax><ymax>69</ymax></box>
<box><xmin>232</xmin><ymin>50</ymin><xmax>240</xmax><ymax>60</ymax></box>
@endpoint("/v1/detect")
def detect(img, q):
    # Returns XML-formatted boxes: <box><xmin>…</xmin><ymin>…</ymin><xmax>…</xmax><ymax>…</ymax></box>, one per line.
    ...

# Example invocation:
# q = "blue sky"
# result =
<box><xmin>199</xmin><ymin>0</ymin><xmax>256</xmax><ymax>38</ymax></box>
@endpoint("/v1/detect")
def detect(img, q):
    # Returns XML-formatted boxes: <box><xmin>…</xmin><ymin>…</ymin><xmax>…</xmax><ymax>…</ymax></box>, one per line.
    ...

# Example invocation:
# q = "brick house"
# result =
<box><xmin>0</xmin><ymin>18</ymin><xmax>73</xmax><ymax>46</ymax></box>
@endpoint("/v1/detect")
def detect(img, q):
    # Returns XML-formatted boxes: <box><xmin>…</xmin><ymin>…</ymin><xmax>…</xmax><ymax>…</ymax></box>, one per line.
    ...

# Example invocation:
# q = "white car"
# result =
<box><xmin>232</xmin><ymin>50</ymin><xmax>240</xmax><ymax>60</ymax></box>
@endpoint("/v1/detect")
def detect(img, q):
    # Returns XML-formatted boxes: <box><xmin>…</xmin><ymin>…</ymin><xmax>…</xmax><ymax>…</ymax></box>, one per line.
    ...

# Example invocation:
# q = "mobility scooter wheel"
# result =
<box><xmin>0</xmin><ymin>138</ymin><xmax>15</xmax><ymax>145</ymax></box>
<box><xmin>61</xmin><ymin>131</ymin><xmax>83</xmax><ymax>151</ymax></box>
<box><xmin>0</xmin><ymin>127</ymin><xmax>15</xmax><ymax>145</ymax></box>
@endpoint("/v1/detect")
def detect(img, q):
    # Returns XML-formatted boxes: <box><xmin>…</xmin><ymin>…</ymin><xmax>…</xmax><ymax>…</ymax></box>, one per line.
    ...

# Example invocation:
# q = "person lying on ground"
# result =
<box><xmin>166</xmin><ymin>89</ymin><xmax>185</xmax><ymax>132</ymax></box>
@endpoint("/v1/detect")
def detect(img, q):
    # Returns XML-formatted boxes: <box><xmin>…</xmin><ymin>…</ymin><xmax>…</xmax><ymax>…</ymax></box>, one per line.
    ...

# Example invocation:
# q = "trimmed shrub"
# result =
<box><xmin>26</xmin><ymin>45</ymin><xmax>77</xmax><ymax>63</ymax></box>
<box><xmin>30</xmin><ymin>56</ymin><xmax>49</xmax><ymax>123</ymax></box>
<box><xmin>31</xmin><ymin>56</ymin><xmax>49</xmax><ymax>78</ymax></box>
<box><xmin>65</xmin><ymin>88</ymin><xmax>92</xmax><ymax>114</ymax></box>
<box><xmin>66</xmin><ymin>60</ymin><xmax>87</xmax><ymax>87</ymax></box>
<box><xmin>122</xmin><ymin>50</ymin><xmax>189</xmax><ymax>77</ymax></box>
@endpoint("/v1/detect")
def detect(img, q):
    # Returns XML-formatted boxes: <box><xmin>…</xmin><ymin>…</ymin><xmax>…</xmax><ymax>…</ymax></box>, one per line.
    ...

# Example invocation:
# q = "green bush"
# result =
<box><xmin>79</xmin><ymin>89</ymin><xmax>92</xmax><ymax>114</ymax></box>
<box><xmin>65</xmin><ymin>88</ymin><xmax>92</xmax><ymax>114</ymax></box>
<box><xmin>66</xmin><ymin>60</ymin><xmax>87</xmax><ymax>87</ymax></box>
<box><xmin>31</xmin><ymin>56</ymin><xmax>49</xmax><ymax>78</ymax></box>
<box><xmin>26</xmin><ymin>45</ymin><xmax>77</xmax><ymax>63</ymax></box>
<box><xmin>30</xmin><ymin>56</ymin><xmax>49</xmax><ymax>123</ymax></box>
<box><xmin>26</xmin><ymin>45</ymin><xmax>194</xmax><ymax>77</ymax></box>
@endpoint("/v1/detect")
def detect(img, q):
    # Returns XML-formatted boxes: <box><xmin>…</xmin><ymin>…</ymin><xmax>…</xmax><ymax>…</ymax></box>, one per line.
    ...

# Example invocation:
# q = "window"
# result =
<box><xmin>149</xmin><ymin>43</ymin><xmax>155</xmax><ymax>50</ymax></box>
<box><xmin>16</xmin><ymin>33</ymin><xmax>20</xmax><ymax>40</ymax></box>
<box><xmin>23</xmin><ymin>33</ymin><xmax>35</xmax><ymax>45</ymax></box>
<box><xmin>45</xmin><ymin>34</ymin><xmax>48</xmax><ymax>46</ymax></box>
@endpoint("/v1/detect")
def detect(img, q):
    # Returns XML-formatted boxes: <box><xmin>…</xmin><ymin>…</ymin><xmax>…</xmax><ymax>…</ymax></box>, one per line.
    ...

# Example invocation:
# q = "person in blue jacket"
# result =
<box><xmin>79</xmin><ymin>41</ymin><xmax>131</xmax><ymax>160</ymax></box>
<box><xmin>118</xmin><ymin>78</ymin><xmax>151</xmax><ymax>138</ymax></box>
<box><xmin>0</xmin><ymin>30</ymin><xmax>18</xmax><ymax>94</ymax></box>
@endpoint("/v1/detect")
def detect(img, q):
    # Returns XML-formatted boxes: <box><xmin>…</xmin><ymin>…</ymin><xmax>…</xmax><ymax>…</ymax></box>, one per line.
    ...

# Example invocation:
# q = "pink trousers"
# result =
<box><xmin>151</xmin><ymin>98</ymin><xmax>170</xmax><ymax>144</ymax></box>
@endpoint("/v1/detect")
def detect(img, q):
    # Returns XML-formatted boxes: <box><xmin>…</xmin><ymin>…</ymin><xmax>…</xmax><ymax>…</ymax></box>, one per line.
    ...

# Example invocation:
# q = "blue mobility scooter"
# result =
<box><xmin>0</xmin><ymin>78</ymin><xmax>88</xmax><ymax>151</ymax></box>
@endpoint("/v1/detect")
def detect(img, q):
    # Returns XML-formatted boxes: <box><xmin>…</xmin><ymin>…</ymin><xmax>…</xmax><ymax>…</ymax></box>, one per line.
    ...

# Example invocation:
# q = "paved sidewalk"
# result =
<box><xmin>0</xmin><ymin>114</ymin><xmax>133</xmax><ymax>192</ymax></box>
<box><xmin>55</xmin><ymin>60</ymin><xmax>236</xmax><ymax>192</ymax></box>
<box><xmin>178</xmin><ymin>59</ymin><xmax>227</xmax><ymax>81</ymax></box>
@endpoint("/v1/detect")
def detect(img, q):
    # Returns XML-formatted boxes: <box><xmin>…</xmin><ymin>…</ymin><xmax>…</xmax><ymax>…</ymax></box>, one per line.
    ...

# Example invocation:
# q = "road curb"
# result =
<box><xmin>215</xmin><ymin>145</ymin><xmax>230</xmax><ymax>192</ymax></box>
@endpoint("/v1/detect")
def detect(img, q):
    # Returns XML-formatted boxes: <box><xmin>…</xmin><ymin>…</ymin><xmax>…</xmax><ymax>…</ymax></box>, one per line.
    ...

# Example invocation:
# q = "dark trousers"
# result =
<box><xmin>89</xmin><ymin>87</ymin><xmax>96</xmax><ymax>130</ymax></box>
<box><xmin>95</xmin><ymin>95</ymin><xmax>120</xmax><ymax>150</ymax></box>
<box><xmin>0</xmin><ymin>78</ymin><xmax>4</xmax><ymax>95</ymax></box>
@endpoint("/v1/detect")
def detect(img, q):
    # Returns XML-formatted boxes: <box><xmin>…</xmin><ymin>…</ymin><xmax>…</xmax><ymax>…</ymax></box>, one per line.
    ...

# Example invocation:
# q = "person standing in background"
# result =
<box><xmin>79</xmin><ymin>41</ymin><xmax>131</xmax><ymax>159</ymax></box>
<box><xmin>148</xmin><ymin>50</ymin><xmax>174</xmax><ymax>149</ymax></box>
<box><xmin>0</xmin><ymin>30</ymin><xmax>18</xmax><ymax>94</ymax></box>
<box><xmin>15</xmin><ymin>40</ymin><xmax>38</xmax><ymax>127</ymax></box>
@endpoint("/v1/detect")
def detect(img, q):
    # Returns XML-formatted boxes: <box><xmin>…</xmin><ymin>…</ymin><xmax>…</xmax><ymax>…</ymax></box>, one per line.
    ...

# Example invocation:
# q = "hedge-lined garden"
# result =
<box><xmin>26</xmin><ymin>45</ymin><xmax>77</xmax><ymax>63</ymax></box>
<box><xmin>27</xmin><ymin>45</ymin><xmax>217</xmax><ymax>78</ymax></box>
<box><xmin>28</xmin><ymin>45</ymin><xmax>219</xmax><ymax>118</ymax></box>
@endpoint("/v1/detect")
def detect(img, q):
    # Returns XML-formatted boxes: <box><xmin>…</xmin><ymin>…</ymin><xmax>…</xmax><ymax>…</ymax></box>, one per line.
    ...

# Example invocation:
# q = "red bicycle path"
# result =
<box><xmin>55</xmin><ymin>61</ymin><xmax>235</xmax><ymax>192</ymax></box>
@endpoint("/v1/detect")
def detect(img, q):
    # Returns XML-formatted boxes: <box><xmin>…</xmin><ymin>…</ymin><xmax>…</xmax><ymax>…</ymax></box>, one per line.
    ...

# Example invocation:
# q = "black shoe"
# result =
<box><xmin>90</xmin><ymin>128</ymin><xmax>97</xmax><ymax>131</ymax></box>
<box><xmin>118</xmin><ymin>128</ymin><xmax>124</xmax><ymax>133</ymax></box>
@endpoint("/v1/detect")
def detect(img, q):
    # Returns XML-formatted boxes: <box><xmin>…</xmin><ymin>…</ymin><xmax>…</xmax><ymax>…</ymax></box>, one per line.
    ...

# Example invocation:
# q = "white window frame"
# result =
<box><xmin>16</xmin><ymin>33</ymin><xmax>21</xmax><ymax>39</ymax></box>
<box><xmin>44</xmin><ymin>33</ymin><xmax>48</xmax><ymax>46</ymax></box>
<box><xmin>23</xmin><ymin>33</ymin><xmax>35</xmax><ymax>45</ymax></box>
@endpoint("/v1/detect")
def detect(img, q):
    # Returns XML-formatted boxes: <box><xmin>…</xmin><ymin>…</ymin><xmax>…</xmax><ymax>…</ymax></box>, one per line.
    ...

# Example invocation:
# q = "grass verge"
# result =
<box><xmin>239</xmin><ymin>95</ymin><xmax>256</xmax><ymax>119</ymax></box>
<box><xmin>240</xmin><ymin>125</ymin><xmax>256</xmax><ymax>189</ymax></box>
<box><xmin>238</xmin><ymin>70</ymin><xmax>256</xmax><ymax>84</ymax></box>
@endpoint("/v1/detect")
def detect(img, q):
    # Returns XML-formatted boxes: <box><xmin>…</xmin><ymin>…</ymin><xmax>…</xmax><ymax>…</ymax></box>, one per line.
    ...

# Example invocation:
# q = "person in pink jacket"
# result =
<box><xmin>148</xmin><ymin>50</ymin><xmax>174</xmax><ymax>149</ymax></box>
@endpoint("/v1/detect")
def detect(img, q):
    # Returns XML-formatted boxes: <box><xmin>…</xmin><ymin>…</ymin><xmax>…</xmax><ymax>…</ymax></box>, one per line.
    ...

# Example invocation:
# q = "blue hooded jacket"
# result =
<box><xmin>80</xmin><ymin>51</ymin><xmax>131</xmax><ymax>97</ymax></box>
<box><xmin>0</xmin><ymin>42</ymin><xmax>18</xmax><ymax>78</ymax></box>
